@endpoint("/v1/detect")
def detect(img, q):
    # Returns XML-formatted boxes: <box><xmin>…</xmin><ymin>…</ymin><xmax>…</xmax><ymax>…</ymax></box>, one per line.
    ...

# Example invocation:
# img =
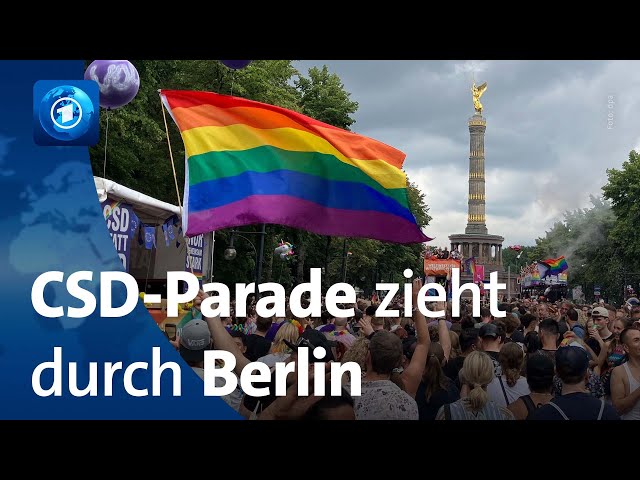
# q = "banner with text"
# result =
<box><xmin>424</xmin><ymin>258</ymin><xmax>461</xmax><ymax>276</ymax></box>
<box><xmin>186</xmin><ymin>234</ymin><xmax>205</xmax><ymax>278</ymax></box>
<box><xmin>101</xmin><ymin>200</ymin><xmax>133</xmax><ymax>271</ymax></box>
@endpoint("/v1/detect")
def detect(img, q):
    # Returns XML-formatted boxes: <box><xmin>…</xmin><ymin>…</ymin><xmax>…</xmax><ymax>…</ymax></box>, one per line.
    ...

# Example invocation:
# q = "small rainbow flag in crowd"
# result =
<box><xmin>160</xmin><ymin>90</ymin><xmax>431</xmax><ymax>244</ymax></box>
<box><xmin>465</xmin><ymin>256</ymin><xmax>476</xmax><ymax>276</ymax></box>
<box><xmin>542</xmin><ymin>256</ymin><xmax>568</xmax><ymax>275</ymax></box>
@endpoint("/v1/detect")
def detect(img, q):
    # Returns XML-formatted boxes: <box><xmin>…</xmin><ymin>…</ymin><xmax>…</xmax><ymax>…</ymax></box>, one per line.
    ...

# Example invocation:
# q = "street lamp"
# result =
<box><xmin>224</xmin><ymin>240</ymin><xmax>238</xmax><ymax>260</ymax></box>
<box><xmin>224</xmin><ymin>225</ymin><xmax>266</xmax><ymax>298</ymax></box>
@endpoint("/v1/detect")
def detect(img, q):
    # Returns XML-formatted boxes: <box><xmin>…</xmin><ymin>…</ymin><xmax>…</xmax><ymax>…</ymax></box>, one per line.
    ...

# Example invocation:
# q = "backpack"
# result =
<box><xmin>521</xmin><ymin>394</ymin><xmax>545</xmax><ymax>419</ymax></box>
<box><xmin>547</xmin><ymin>398</ymin><xmax>606</xmax><ymax>420</ymax></box>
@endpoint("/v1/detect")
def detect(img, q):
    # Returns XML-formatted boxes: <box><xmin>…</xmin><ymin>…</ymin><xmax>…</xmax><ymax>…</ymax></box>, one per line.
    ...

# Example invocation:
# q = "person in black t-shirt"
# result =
<box><xmin>508</xmin><ymin>353</ymin><xmax>555</xmax><ymax>420</ymax></box>
<box><xmin>504</xmin><ymin>314</ymin><xmax>526</xmax><ymax>345</ymax></box>
<box><xmin>417</xmin><ymin>342</ymin><xmax>460</xmax><ymax>420</ymax></box>
<box><xmin>244</xmin><ymin>315</ymin><xmax>273</xmax><ymax>361</ymax></box>
<box><xmin>443</xmin><ymin>328</ymin><xmax>478</xmax><ymax>388</ymax></box>
<box><xmin>531</xmin><ymin>346</ymin><xmax>620</xmax><ymax>420</ymax></box>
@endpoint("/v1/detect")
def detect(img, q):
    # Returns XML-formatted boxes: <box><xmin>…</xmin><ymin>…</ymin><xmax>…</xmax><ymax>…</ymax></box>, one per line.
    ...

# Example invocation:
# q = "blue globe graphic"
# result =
<box><xmin>39</xmin><ymin>85</ymin><xmax>95</xmax><ymax>141</ymax></box>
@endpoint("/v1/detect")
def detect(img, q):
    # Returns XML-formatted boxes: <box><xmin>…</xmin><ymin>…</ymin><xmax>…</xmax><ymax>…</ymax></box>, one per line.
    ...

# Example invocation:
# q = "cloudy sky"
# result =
<box><xmin>296</xmin><ymin>60</ymin><xmax>640</xmax><ymax>247</ymax></box>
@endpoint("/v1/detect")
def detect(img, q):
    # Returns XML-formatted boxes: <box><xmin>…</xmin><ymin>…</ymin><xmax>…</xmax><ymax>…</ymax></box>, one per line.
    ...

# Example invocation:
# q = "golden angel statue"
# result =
<box><xmin>472</xmin><ymin>81</ymin><xmax>487</xmax><ymax>114</ymax></box>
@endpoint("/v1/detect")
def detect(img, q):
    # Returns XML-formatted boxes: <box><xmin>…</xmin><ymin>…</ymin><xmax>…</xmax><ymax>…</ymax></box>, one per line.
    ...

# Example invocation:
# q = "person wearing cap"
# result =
<box><xmin>178</xmin><ymin>319</ymin><xmax>213</xmax><ymax>381</ymax></box>
<box><xmin>610</xmin><ymin>327</ymin><xmax>640</xmax><ymax>420</ymax></box>
<box><xmin>586</xmin><ymin>306</ymin><xmax>615</xmax><ymax>373</ymax></box>
<box><xmin>178</xmin><ymin>319</ymin><xmax>245</xmax><ymax>413</ymax></box>
<box><xmin>478</xmin><ymin>322</ymin><xmax>504</xmax><ymax>368</ymax></box>
<box><xmin>530</xmin><ymin>345</ymin><xmax>620</xmax><ymax>420</ymax></box>
<box><xmin>588</xmin><ymin>307</ymin><xmax>614</xmax><ymax>347</ymax></box>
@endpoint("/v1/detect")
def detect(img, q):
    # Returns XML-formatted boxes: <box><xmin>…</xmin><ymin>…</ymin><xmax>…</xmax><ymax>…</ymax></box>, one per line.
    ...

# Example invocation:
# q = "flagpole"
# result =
<box><xmin>255</xmin><ymin>223</ymin><xmax>266</xmax><ymax>300</ymax></box>
<box><xmin>341</xmin><ymin>238</ymin><xmax>348</xmax><ymax>283</ymax></box>
<box><xmin>159</xmin><ymin>91</ymin><xmax>194</xmax><ymax>276</ymax></box>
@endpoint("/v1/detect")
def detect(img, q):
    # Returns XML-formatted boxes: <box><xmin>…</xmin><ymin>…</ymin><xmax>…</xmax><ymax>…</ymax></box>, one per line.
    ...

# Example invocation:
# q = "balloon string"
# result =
<box><xmin>159</xmin><ymin>92</ymin><xmax>194</xmax><ymax>275</ymax></box>
<box><xmin>102</xmin><ymin>108</ymin><xmax>110</xmax><ymax>178</ymax></box>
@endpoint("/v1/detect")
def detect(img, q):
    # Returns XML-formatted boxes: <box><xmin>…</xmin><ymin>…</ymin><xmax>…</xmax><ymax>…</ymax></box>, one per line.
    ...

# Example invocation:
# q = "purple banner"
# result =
<box><xmin>101</xmin><ymin>200</ymin><xmax>133</xmax><ymax>271</ymax></box>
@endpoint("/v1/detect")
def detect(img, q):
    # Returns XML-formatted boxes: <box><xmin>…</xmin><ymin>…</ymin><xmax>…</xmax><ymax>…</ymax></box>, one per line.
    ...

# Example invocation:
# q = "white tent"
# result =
<box><xmin>94</xmin><ymin>176</ymin><xmax>181</xmax><ymax>225</ymax></box>
<box><xmin>94</xmin><ymin>176</ymin><xmax>214</xmax><ymax>285</ymax></box>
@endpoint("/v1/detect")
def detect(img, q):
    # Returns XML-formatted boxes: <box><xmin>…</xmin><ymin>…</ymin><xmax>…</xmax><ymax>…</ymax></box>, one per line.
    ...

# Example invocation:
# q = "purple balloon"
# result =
<box><xmin>220</xmin><ymin>60</ymin><xmax>252</xmax><ymax>70</ymax></box>
<box><xmin>84</xmin><ymin>60</ymin><xmax>140</xmax><ymax>109</ymax></box>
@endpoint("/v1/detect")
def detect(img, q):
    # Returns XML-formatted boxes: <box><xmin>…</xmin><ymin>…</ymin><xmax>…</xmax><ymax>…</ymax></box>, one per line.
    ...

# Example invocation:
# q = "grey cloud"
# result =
<box><xmin>295</xmin><ymin>60</ymin><xmax>640</xmax><ymax>246</ymax></box>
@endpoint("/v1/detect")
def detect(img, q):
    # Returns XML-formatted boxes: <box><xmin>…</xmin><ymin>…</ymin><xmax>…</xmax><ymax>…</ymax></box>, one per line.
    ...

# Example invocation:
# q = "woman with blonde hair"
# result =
<box><xmin>256</xmin><ymin>322</ymin><xmax>300</xmax><ymax>369</ymax></box>
<box><xmin>436</xmin><ymin>351</ymin><xmax>514</xmax><ymax>420</ymax></box>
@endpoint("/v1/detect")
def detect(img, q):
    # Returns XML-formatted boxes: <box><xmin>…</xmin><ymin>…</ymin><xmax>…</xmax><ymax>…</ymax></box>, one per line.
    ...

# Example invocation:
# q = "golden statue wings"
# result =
<box><xmin>472</xmin><ymin>81</ymin><xmax>487</xmax><ymax>114</ymax></box>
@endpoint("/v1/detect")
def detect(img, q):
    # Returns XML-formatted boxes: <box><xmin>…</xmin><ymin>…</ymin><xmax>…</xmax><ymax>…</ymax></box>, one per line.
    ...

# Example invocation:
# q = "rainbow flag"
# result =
<box><xmin>465</xmin><ymin>256</ymin><xmax>476</xmax><ymax>276</ymax></box>
<box><xmin>160</xmin><ymin>90</ymin><xmax>431</xmax><ymax>244</ymax></box>
<box><xmin>543</xmin><ymin>256</ymin><xmax>568</xmax><ymax>275</ymax></box>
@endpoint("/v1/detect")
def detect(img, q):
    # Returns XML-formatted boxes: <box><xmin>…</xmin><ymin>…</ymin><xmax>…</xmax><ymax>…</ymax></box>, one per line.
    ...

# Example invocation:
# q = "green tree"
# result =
<box><xmin>502</xmin><ymin>246</ymin><xmax>536</xmax><ymax>273</ymax></box>
<box><xmin>529</xmin><ymin>195</ymin><xmax>619</xmax><ymax>302</ymax></box>
<box><xmin>602</xmin><ymin>150</ymin><xmax>640</xmax><ymax>301</ymax></box>
<box><xmin>295</xmin><ymin>65</ymin><xmax>359</xmax><ymax>129</ymax></box>
<box><xmin>603</xmin><ymin>150</ymin><xmax>640</xmax><ymax>261</ymax></box>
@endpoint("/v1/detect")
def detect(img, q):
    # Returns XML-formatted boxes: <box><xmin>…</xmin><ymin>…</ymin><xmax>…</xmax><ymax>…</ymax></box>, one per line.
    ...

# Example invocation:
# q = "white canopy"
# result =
<box><xmin>94</xmin><ymin>176</ymin><xmax>181</xmax><ymax>225</ymax></box>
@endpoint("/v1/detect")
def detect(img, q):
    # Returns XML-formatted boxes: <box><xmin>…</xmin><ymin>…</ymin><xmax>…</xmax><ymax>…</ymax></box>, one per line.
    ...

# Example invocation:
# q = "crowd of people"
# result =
<box><xmin>166</xmin><ymin>282</ymin><xmax>640</xmax><ymax>420</ymax></box>
<box><xmin>424</xmin><ymin>246</ymin><xmax>463</xmax><ymax>260</ymax></box>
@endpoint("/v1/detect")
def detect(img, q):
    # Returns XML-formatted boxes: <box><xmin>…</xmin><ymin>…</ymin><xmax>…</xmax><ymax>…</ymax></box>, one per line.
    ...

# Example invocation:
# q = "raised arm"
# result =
<box><xmin>401</xmin><ymin>278</ymin><xmax>430</xmax><ymax>399</ymax></box>
<box><xmin>438</xmin><ymin>304</ymin><xmax>451</xmax><ymax>363</ymax></box>
<box><xmin>589</xmin><ymin>326</ymin><xmax>608</xmax><ymax>370</ymax></box>
<box><xmin>195</xmin><ymin>290</ymin><xmax>251</xmax><ymax>375</ymax></box>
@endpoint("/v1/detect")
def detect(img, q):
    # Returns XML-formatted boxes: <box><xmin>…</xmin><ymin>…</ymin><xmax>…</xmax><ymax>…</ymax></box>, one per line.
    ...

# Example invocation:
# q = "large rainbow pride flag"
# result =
<box><xmin>160</xmin><ymin>90</ymin><xmax>431</xmax><ymax>244</ymax></box>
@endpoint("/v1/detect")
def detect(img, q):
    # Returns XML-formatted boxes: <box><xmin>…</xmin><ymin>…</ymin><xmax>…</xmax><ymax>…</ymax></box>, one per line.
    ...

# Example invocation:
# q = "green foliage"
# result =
<box><xmin>603</xmin><ymin>150</ymin><xmax>640</xmax><ymax>260</ymax></box>
<box><xmin>502</xmin><ymin>246</ymin><xmax>536</xmax><ymax>272</ymax></box>
<box><xmin>526</xmin><ymin>194</ymin><xmax>620</xmax><ymax>303</ymax></box>
<box><xmin>295</xmin><ymin>65</ymin><xmax>358</xmax><ymax>130</ymax></box>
